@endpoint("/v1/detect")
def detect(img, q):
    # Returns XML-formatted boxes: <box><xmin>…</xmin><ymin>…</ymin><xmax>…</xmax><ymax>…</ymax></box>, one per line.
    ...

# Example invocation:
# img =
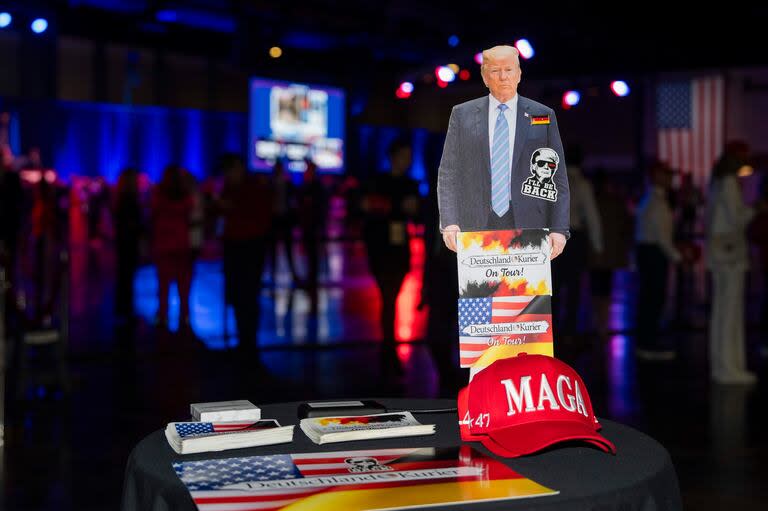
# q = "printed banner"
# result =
<box><xmin>173</xmin><ymin>446</ymin><xmax>558</xmax><ymax>510</ymax></box>
<box><xmin>457</xmin><ymin>229</ymin><xmax>554</xmax><ymax>369</ymax></box>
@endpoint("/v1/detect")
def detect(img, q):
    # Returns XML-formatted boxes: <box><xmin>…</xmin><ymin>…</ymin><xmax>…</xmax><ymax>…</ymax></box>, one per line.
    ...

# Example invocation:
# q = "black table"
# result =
<box><xmin>121</xmin><ymin>398</ymin><xmax>682</xmax><ymax>511</ymax></box>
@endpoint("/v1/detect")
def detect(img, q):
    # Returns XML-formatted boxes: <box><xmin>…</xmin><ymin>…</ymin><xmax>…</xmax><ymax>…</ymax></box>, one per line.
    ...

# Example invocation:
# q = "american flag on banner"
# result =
<box><xmin>458</xmin><ymin>296</ymin><xmax>552</xmax><ymax>367</ymax></box>
<box><xmin>656</xmin><ymin>76</ymin><xmax>724</xmax><ymax>189</ymax></box>
<box><xmin>173</xmin><ymin>447</ymin><xmax>557</xmax><ymax>510</ymax></box>
<box><xmin>458</xmin><ymin>296</ymin><xmax>535</xmax><ymax>329</ymax></box>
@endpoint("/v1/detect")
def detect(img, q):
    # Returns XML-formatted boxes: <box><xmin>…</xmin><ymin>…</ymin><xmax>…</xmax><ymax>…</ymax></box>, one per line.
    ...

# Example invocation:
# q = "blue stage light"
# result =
<box><xmin>448</xmin><ymin>35</ymin><xmax>459</xmax><ymax>47</ymax></box>
<box><xmin>611</xmin><ymin>80</ymin><xmax>630</xmax><ymax>97</ymax></box>
<box><xmin>31</xmin><ymin>18</ymin><xmax>48</xmax><ymax>34</ymax></box>
<box><xmin>156</xmin><ymin>8</ymin><xmax>235</xmax><ymax>32</ymax></box>
<box><xmin>563</xmin><ymin>90</ymin><xmax>581</xmax><ymax>107</ymax></box>
<box><xmin>0</xmin><ymin>12</ymin><xmax>12</xmax><ymax>28</ymax></box>
<box><xmin>155</xmin><ymin>10</ymin><xmax>178</xmax><ymax>22</ymax></box>
<box><xmin>515</xmin><ymin>38</ymin><xmax>535</xmax><ymax>59</ymax></box>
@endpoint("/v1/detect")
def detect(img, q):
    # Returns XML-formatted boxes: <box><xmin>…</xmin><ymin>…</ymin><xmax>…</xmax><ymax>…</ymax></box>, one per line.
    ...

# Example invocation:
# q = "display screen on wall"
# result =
<box><xmin>249</xmin><ymin>78</ymin><xmax>345</xmax><ymax>173</ymax></box>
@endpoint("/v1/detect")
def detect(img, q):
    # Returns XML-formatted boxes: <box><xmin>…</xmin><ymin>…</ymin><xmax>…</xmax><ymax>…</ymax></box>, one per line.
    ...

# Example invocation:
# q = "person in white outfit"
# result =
<box><xmin>706</xmin><ymin>142</ymin><xmax>756</xmax><ymax>384</ymax></box>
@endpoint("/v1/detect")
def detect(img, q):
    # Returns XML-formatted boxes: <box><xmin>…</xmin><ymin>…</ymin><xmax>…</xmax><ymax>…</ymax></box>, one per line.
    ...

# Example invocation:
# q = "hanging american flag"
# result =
<box><xmin>656</xmin><ymin>76</ymin><xmax>724</xmax><ymax>189</ymax></box>
<box><xmin>173</xmin><ymin>447</ymin><xmax>557</xmax><ymax>510</ymax></box>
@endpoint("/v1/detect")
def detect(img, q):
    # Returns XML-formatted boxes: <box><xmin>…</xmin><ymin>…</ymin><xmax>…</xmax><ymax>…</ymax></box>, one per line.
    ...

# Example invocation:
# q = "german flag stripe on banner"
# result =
<box><xmin>469</xmin><ymin>343</ymin><xmax>555</xmax><ymax>380</ymax></box>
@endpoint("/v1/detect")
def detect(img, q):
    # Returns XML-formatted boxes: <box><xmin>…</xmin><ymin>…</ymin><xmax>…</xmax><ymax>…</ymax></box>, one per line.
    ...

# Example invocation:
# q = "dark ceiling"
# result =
<box><xmin>10</xmin><ymin>1</ymin><xmax>768</xmax><ymax>88</ymax></box>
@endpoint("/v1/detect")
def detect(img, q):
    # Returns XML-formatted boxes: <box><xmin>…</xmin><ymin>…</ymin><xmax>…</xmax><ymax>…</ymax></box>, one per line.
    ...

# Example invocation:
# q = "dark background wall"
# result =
<box><xmin>2</xmin><ymin>18</ymin><xmax>768</xmax><ymax>186</ymax></box>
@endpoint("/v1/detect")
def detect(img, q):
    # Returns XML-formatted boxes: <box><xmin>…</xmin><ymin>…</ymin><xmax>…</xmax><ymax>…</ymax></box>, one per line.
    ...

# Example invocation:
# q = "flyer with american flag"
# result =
<box><xmin>165</xmin><ymin>420</ymin><xmax>294</xmax><ymax>454</ymax></box>
<box><xmin>173</xmin><ymin>446</ymin><xmax>557</xmax><ymax>510</ymax></box>
<box><xmin>457</xmin><ymin>229</ymin><xmax>554</xmax><ymax>368</ymax></box>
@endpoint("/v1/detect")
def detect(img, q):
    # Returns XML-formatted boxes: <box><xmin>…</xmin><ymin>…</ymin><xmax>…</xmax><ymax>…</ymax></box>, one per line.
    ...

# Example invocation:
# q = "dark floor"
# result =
<box><xmin>2</xmin><ymin>233</ymin><xmax>768</xmax><ymax>510</ymax></box>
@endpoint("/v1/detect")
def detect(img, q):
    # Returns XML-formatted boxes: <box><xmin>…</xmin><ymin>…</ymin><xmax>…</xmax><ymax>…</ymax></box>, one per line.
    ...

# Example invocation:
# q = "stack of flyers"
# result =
<box><xmin>300</xmin><ymin>412</ymin><xmax>435</xmax><ymax>445</ymax></box>
<box><xmin>165</xmin><ymin>420</ymin><xmax>294</xmax><ymax>455</ymax></box>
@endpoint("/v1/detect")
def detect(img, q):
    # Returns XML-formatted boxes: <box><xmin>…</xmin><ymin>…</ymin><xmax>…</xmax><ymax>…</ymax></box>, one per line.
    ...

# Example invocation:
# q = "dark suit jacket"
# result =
<box><xmin>437</xmin><ymin>95</ymin><xmax>570</xmax><ymax>235</ymax></box>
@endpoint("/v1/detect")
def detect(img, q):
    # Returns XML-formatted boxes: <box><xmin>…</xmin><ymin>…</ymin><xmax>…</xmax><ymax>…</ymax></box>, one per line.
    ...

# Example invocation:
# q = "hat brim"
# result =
<box><xmin>479</xmin><ymin>419</ymin><xmax>617</xmax><ymax>458</ymax></box>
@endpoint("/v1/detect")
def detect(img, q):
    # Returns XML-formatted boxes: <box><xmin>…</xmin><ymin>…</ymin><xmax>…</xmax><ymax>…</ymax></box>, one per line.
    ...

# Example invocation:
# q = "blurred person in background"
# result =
<box><xmin>0</xmin><ymin>111</ymin><xmax>20</xmax><ymax>302</ymax></box>
<box><xmin>268</xmin><ymin>159</ymin><xmax>298</xmax><ymax>285</ymax></box>
<box><xmin>677</xmin><ymin>173</ymin><xmax>703</xmax><ymax>239</ymax></box>
<box><xmin>0</xmin><ymin>111</ymin><xmax>10</xmax><ymax>145</ymax></box>
<box><xmin>421</xmin><ymin>161</ymin><xmax>460</xmax><ymax>386</ymax></box>
<box><xmin>361</xmin><ymin>139</ymin><xmax>421</xmax><ymax>374</ymax></box>
<box><xmin>1</xmin><ymin>146</ymin><xmax>22</xmax><ymax>290</ymax></box>
<box><xmin>185</xmin><ymin>169</ymin><xmax>204</xmax><ymax>263</ymax></box>
<box><xmin>706</xmin><ymin>141</ymin><xmax>756</xmax><ymax>384</ymax></box>
<box><xmin>552</xmin><ymin>146</ymin><xmax>602</xmax><ymax>343</ymax></box>
<box><xmin>590</xmin><ymin>170</ymin><xmax>633</xmax><ymax>336</ymax></box>
<box><xmin>88</xmin><ymin>176</ymin><xmax>110</xmax><ymax>244</ymax></box>
<box><xmin>198</xmin><ymin>173</ymin><xmax>220</xmax><ymax>248</ymax></box>
<box><xmin>295</xmin><ymin>157</ymin><xmax>328</xmax><ymax>317</ymax></box>
<box><xmin>634</xmin><ymin>162</ymin><xmax>682</xmax><ymax>360</ymax></box>
<box><xmin>16</xmin><ymin>146</ymin><xmax>43</xmax><ymax>172</ymax></box>
<box><xmin>151</xmin><ymin>164</ymin><xmax>194</xmax><ymax>332</ymax></box>
<box><xmin>29</xmin><ymin>169</ymin><xmax>66</xmax><ymax>327</ymax></box>
<box><xmin>674</xmin><ymin>173</ymin><xmax>704</xmax><ymax>325</ymax></box>
<box><xmin>218</xmin><ymin>154</ymin><xmax>273</xmax><ymax>354</ymax></box>
<box><xmin>113</xmin><ymin>168</ymin><xmax>144</xmax><ymax>325</ymax></box>
<box><xmin>0</xmin><ymin>111</ymin><xmax>13</xmax><ymax>163</ymax></box>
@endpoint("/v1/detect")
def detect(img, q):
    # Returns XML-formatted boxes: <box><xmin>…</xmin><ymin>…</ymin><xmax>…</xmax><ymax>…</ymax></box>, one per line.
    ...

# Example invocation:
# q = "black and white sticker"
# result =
<box><xmin>521</xmin><ymin>147</ymin><xmax>559</xmax><ymax>202</ymax></box>
<box><xmin>344</xmin><ymin>457</ymin><xmax>393</xmax><ymax>473</ymax></box>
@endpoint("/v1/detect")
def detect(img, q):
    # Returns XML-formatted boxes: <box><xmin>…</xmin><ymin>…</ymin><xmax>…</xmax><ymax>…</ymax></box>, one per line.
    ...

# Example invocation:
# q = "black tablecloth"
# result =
<box><xmin>121</xmin><ymin>398</ymin><xmax>682</xmax><ymax>511</ymax></box>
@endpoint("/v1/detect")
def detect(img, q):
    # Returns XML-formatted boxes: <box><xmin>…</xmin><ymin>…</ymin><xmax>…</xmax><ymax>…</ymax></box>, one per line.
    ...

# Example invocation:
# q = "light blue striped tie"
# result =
<box><xmin>491</xmin><ymin>103</ymin><xmax>510</xmax><ymax>217</ymax></box>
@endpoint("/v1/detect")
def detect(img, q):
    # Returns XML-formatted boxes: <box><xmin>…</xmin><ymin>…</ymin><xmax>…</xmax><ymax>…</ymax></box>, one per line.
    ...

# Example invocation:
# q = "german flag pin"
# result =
<box><xmin>531</xmin><ymin>114</ymin><xmax>550</xmax><ymax>125</ymax></box>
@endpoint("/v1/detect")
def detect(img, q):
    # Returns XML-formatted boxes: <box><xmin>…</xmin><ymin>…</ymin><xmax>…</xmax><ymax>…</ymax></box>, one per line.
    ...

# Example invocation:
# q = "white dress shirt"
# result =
<box><xmin>705</xmin><ymin>174</ymin><xmax>754</xmax><ymax>270</ymax></box>
<box><xmin>635</xmin><ymin>186</ymin><xmax>681</xmax><ymax>262</ymax></box>
<box><xmin>488</xmin><ymin>93</ymin><xmax>518</xmax><ymax>174</ymax></box>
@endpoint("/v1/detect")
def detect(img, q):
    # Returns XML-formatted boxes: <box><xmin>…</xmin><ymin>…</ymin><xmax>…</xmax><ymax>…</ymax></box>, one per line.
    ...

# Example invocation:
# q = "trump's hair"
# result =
<box><xmin>480</xmin><ymin>45</ymin><xmax>520</xmax><ymax>73</ymax></box>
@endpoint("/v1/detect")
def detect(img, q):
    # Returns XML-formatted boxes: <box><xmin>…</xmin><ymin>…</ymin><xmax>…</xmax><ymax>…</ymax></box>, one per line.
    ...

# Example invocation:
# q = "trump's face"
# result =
<box><xmin>482</xmin><ymin>53</ymin><xmax>521</xmax><ymax>103</ymax></box>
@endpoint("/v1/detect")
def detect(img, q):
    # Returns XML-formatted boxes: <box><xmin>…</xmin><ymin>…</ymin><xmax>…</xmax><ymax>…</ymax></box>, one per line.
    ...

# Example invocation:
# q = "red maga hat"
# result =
<box><xmin>458</xmin><ymin>353</ymin><xmax>616</xmax><ymax>458</ymax></box>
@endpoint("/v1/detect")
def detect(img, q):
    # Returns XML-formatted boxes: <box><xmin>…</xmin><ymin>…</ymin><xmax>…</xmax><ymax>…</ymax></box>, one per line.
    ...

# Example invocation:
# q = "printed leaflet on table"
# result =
<box><xmin>173</xmin><ymin>446</ymin><xmax>558</xmax><ymax>510</ymax></box>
